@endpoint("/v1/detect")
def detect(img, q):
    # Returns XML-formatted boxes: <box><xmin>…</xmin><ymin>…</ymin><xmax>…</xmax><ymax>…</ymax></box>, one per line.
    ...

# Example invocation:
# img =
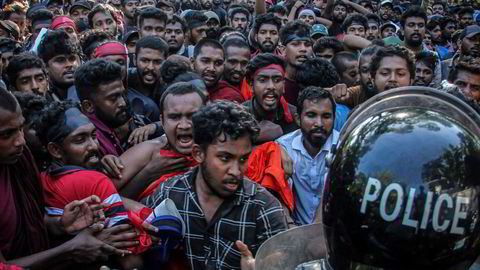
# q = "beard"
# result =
<box><xmin>362</xmin><ymin>80</ymin><xmax>376</xmax><ymax>98</ymax></box>
<box><xmin>200</xmin><ymin>160</ymin><xmax>242</xmax><ymax>199</ymax></box>
<box><xmin>301</xmin><ymin>125</ymin><xmax>332</xmax><ymax>149</ymax></box>
<box><xmin>259</xmin><ymin>41</ymin><xmax>276</xmax><ymax>53</ymax></box>
<box><xmin>95</xmin><ymin>104</ymin><xmax>130</xmax><ymax>129</ymax></box>
<box><xmin>406</xmin><ymin>35</ymin><xmax>423</xmax><ymax>47</ymax></box>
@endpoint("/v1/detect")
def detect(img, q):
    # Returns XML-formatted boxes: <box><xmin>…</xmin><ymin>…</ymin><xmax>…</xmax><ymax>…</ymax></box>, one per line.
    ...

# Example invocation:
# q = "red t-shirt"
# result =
<box><xmin>41</xmin><ymin>168</ymin><xmax>128</xmax><ymax>227</ymax></box>
<box><xmin>209</xmin><ymin>80</ymin><xmax>245</xmax><ymax>104</ymax></box>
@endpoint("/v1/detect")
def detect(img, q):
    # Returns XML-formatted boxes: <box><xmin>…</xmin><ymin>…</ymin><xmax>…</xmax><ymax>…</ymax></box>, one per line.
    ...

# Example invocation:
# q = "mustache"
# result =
<box><xmin>84</xmin><ymin>150</ymin><xmax>100</xmax><ymax>163</ymax></box>
<box><xmin>310</xmin><ymin>127</ymin><xmax>327</xmax><ymax>135</ymax></box>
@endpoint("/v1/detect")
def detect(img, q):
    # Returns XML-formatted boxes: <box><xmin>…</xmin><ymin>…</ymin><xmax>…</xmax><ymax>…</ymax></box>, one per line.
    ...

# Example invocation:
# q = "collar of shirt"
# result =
<box><xmin>292</xmin><ymin>129</ymin><xmax>339</xmax><ymax>159</ymax></box>
<box><xmin>176</xmin><ymin>44</ymin><xmax>186</xmax><ymax>55</ymax></box>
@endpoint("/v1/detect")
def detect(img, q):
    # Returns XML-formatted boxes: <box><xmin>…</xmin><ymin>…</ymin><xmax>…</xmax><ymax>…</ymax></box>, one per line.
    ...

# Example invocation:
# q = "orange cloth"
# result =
<box><xmin>245</xmin><ymin>142</ymin><xmax>294</xmax><ymax>211</ymax></box>
<box><xmin>240</xmin><ymin>79</ymin><xmax>253</xmax><ymax>101</ymax></box>
<box><xmin>138</xmin><ymin>150</ymin><xmax>198</xmax><ymax>200</ymax></box>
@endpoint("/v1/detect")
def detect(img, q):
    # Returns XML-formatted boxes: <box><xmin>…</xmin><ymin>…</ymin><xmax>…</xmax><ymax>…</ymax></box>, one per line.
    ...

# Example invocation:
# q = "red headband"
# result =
<box><xmin>51</xmin><ymin>16</ymin><xmax>76</xmax><ymax>31</ymax></box>
<box><xmin>95</xmin><ymin>42</ymin><xmax>128</xmax><ymax>60</ymax></box>
<box><xmin>253</xmin><ymin>64</ymin><xmax>285</xmax><ymax>79</ymax></box>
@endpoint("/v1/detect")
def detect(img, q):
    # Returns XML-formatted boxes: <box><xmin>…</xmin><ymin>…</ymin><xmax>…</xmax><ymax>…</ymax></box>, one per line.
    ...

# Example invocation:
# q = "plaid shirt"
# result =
<box><xmin>143</xmin><ymin>167</ymin><xmax>288</xmax><ymax>270</ymax></box>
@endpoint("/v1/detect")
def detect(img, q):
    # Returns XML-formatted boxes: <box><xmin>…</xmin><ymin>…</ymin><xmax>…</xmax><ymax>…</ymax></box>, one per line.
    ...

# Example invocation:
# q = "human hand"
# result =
<box><xmin>96</xmin><ymin>224</ymin><xmax>140</xmax><ymax>249</ymax></box>
<box><xmin>69</xmin><ymin>223</ymin><xmax>131</xmax><ymax>264</ymax></box>
<box><xmin>128</xmin><ymin>123</ymin><xmax>158</xmax><ymax>145</ymax></box>
<box><xmin>279</xmin><ymin>147</ymin><xmax>293</xmax><ymax>180</ymax></box>
<box><xmin>294</xmin><ymin>0</ymin><xmax>304</xmax><ymax>8</ymax></box>
<box><xmin>236</xmin><ymin>240</ymin><xmax>255</xmax><ymax>270</ymax></box>
<box><xmin>327</xmin><ymin>83</ymin><xmax>349</xmax><ymax>101</ymax></box>
<box><xmin>144</xmin><ymin>153</ymin><xmax>190</xmax><ymax>179</ymax></box>
<box><xmin>63</xmin><ymin>195</ymin><xmax>105</xmax><ymax>234</ymax></box>
<box><xmin>101</xmin><ymin>155</ymin><xmax>125</xmax><ymax>180</ymax></box>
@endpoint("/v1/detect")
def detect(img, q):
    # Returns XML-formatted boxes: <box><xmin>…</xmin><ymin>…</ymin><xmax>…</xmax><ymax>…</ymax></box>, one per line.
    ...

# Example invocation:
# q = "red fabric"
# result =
<box><xmin>0</xmin><ymin>148</ymin><xmax>48</xmax><ymax>260</ymax></box>
<box><xmin>127</xmin><ymin>208</ymin><xmax>153</xmax><ymax>254</ymax></box>
<box><xmin>240</xmin><ymin>79</ymin><xmax>253</xmax><ymax>101</ymax></box>
<box><xmin>280</xmin><ymin>97</ymin><xmax>294</xmax><ymax>123</ymax></box>
<box><xmin>0</xmin><ymin>168</ymin><xmax>17</xmax><ymax>255</ymax></box>
<box><xmin>245</xmin><ymin>142</ymin><xmax>294</xmax><ymax>211</ymax></box>
<box><xmin>209</xmin><ymin>80</ymin><xmax>245</xmax><ymax>103</ymax></box>
<box><xmin>0</xmin><ymin>262</ymin><xmax>24</xmax><ymax>270</ymax></box>
<box><xmin>138</xmin><ymin>150</ymin><xmax>198</xmax><ymax>200</ymax></box>
<box><xmin>95</xmin><ymin>41</ymin><xmax>128</xmax><ymax>60</ymax></box>
<box><xmin>253</xmin><ymin>64</ymin><xmax>285</xmax><ymax>79</ymax></box>
<box><xmin>50</xmin><ymin>16</ymin><xmax>76</xmax><ymax>31</ymax></box>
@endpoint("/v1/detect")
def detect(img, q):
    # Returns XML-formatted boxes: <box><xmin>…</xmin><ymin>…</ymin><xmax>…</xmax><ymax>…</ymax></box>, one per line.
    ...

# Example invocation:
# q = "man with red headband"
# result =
<box><xmin>243</xmin><ymin>53</ymin><xmax>298</xmax><ymax>144</ymax></box>
<box><xmin>50</xmin><ymin>15</ymin><xmax>78</xmax><ymax>43</ymax></box>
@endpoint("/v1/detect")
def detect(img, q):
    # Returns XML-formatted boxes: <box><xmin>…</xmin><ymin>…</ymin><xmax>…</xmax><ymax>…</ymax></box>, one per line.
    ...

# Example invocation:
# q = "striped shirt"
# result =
<box><xmin>143</xmin><ymin>167</ymin><xmax>288</xmax><ymax>270</ymax></box>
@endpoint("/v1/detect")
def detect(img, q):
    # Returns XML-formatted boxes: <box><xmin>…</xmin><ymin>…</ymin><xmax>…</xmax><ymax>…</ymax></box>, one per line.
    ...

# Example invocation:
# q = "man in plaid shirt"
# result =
<box><xmin>143</xmin><ymin>101</ymin><xmax>288</xmax><ymax>270</ymax></box>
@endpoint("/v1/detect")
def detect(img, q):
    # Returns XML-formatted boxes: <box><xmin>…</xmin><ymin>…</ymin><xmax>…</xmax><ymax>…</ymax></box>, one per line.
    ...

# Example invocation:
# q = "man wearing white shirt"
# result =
<box><xmin>277</xmin><ymin>86</ymin><xmax>339</xmax><ymax>225</ymax></box>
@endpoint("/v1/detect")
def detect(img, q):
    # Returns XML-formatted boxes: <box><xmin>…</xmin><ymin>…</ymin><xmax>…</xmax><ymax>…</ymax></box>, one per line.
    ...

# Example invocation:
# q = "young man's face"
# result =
<box><xmin>136</xmin><ymin>47</ymin><xmax>165</xmax><ymax>86</ymax></box>
<box><xmin>285</xmin><ymin>40</ymin><xmax>313</xmax><ymax>67</ymax></box>
<box><xmin>122</xmin><ymin>0</ymin><xmax>139</xmax><ymax>19</ymax></box>
<box><xmin>444</xmin><ymin>22</ymin><xmax>457</xmax><ymax>39</ymax></box>
<box><xmin>224</xmin><ymin>46</ymin><xmax>250</xmax><ymax>86</ymax></box>
<box><xmin>193</xmin><ymin>46</ymin><xmax>225</xmax><ymax>88</ymax></box>
<box><xmin>429</xmin><ymin>25</ymin><xmax>442</xmax><ymax>44</ymax></box>
<box><xmin>70</xmin><ymin>6</ymin><xmax>91</xmax><ymax>22</ymax></box>
<box><xmin>47</xmin><ymin>2</ymin><xmax>64</xmax><ymax>16</ymax></box>
<box><xmin>253</xmin><ymin>68</ymin><xmax>285</xmax><ymax>113</ymax></box>
<box><xmin>165</xmin><ymin>22</ymin><xmax>185</xmax><ymax>53</ymax></box>
<box><xmin>381</xmin><ymin>26</ymin><xmax>396</xmax><ymax>38</ymax></box>
<box><xmin>403</xmin><ymin>16</ymin><xmax>425</xmax><ymax>47</ymax></box>
<box><xmin>15</xmin><ymin>68</ymin><xmax>49</xmax><ymax>96</ymax></box>
<box><xmin>190</xmin><ymin>25</ymin><xmax>208</xmax><ymax>44</ymax></box>
<box><xmin>162</xmin><ymin>92</ymin><xmax>204</xmax><ymax>155</ymax></box>
<box><xmin>0</xmin><ymin>105</ymin><xmax>26</xmax><ymax>165</ymax></box>
<box><xmin>139</xmin><ymin>18</ymin><xmax>166</xmax><ymax>38</ymax></box>
<box><xmin>339</xmin><ymin>59</ymin><xmax>360</xmax><ymax>87</ymax></box>
<box><xmin>460</xmin><ymin>12</ymin><xmax>474</xmax><ymax>28</ymax></box>
<box><xmin>366</xmin><ymin>21</ymin><xmax>380</xmax><ymax>41</ymax></box>
<box><xmin>315</xmin><ymin>48</ymin><xmax>334</xmax><ymax>62</ymax></box>
<box><xmin>201</xmin><ymin>0</ymin><xmax>213</xmax><ymax>9</ymax></box>
<box><xmin>359</xmin><ymin>54</ymin><xmax>374</xmax><ymax>92</ymax></box>
<box><xmin>432</xmin><ymin>4</ymin><xmax>444</xmax><ymax>15</ymax></box>
<box><xmin>299</xmin><ymin>13</ymin><xmax>315</xmax><ymax>26</ymax></box>
<box><xmin>274</xmin><ymin>12</ymin><xmax>288</xmax><ymax>26</ymax></box>
<box><xmin>452</xmin><ymin>69</ymin><xmax>480</xmax><ymax>102</ymax></box>
<box><xmin>89</xmin><ymin>79</ymin><xmax>129</xmax><ymax>128</ymax></box>
<box><xmin>256</xmin><ymin>23</ymin><xmax>279</xmax><ymax>53</ymax></box>
<box><xmin>55</xmin><ymin>123</ymin><xmax>101</xmax><ymax>169</ymax></box>
<box><xmin>333</xmin><ymin>4</ymin><xmax>347</xmax><ymax>22</ymax></box>
<box><xmin>92</xmin><ymin>11</ymin><xmax>117</xmax><ymax>37</ymax></box>
<box><xmin>32</xmin><ymin>21</ymin><xmax>52</xmax><ymax>42</ymax></box>
<box><xmin>231</xmin><ymin>13</ymin><xmax>248</xmax><ymax>32</ymax></box>
<box><xmin>414</xmin><ymin>61</ymin><xmax>433</xmax><ymax>86</ymax></box>
<box><xmin>346</xmin><ymin>23</ymin><xmax>366</xmax><ymax>38</ymax></box>
<box><xmin>7</xmin><ymin>12</ymin><xmax>26</xmax><ymax>37</ymax></box>
<box><xmin>373</xmin><ymin>56</ymin><xmax>412</xmax><ymax>92</ymax></box>
<box><xmin>461</xmin><ymin>34</ymin><xmax>480</xmax><ymax>56</ymax></box>
<box><xmin>47</xmin><ymin>54</ymin><xmax>80</xmax><ymax>87</ymax></box>
<box><xmin>298</xmin><ymin>98</ymin><xmax>333</xmax><ymax>149</ymax></box>
<box><xmin>59</xmin><ymin>25</ymin><xmax>79</xmax><ymax>44</ymax></box>
<box><xmin>141</xmin><ymin>0</ymin><xmax>156</xmax><ymax>7</ymax></box>
<box><xmin>379</xmin><ymin>4</ymin><xmax>392</xmax><ymax>20</ymax></box>
<box><xmin>193</xmin><ymin>134</ymin><xmax>252</xmax><ymax>198</ymax></box>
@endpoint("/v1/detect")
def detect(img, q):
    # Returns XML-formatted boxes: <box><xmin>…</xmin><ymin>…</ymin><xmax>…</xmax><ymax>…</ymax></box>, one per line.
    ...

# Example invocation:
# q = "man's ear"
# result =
<box><xmin>295</xmin><ymin>112</ymin><xmax>301</xmax><ymax>127</ymax></box>
<box><xmin>191</xmin><ymin>144</ymin><xmax>206</xmax><ymax>164</ymax></box>
<box><xmin>81</xmin><ymin>99</ymin><xmax>95</xmax><ymax>114</ymax></box>
<box><xmin>47</xmin><ymin>142</ymin><xmax>64</xmax><ymax>160</ymax></box>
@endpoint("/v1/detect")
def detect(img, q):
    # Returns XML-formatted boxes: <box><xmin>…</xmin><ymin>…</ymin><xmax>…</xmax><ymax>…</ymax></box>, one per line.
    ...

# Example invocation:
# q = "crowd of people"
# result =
<box><xmin>0</xmin><ymin>0</ymin><xmax>480</xmax><ymax>268</ymax></box>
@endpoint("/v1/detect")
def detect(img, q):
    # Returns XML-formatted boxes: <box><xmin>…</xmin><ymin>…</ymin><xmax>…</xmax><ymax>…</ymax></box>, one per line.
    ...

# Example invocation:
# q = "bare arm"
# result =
<box><xmin>316</xmin><ymin>17</ymin><xmax>332</xmax><ymax>27</ymax></box>
<box><xmin>255</xmin><ymin>0</ymin><xmax>266</xmax><ymax>16</ymax></box>
<box><xmin>343</xmin><ymin>34</ymin><xmax>372</xmax><ymax>50</ymax></box>
<box><xmin>342</xmin><ymin>0</ymin><xmax>371</xmax><ymax>15</ymax></box>
<box><xmin>288</xmin><ymin>1</ymin><xmax>304</xmax><ymax>21</ymax></box>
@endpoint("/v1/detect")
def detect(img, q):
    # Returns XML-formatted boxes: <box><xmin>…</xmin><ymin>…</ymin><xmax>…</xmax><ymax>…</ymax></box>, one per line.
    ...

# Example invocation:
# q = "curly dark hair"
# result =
<box><xmin>75</xmin><ymin>58</ymin><xmax>123</xmax><ymax>101</ymax></box>
<box><xmin>296</xmin><ymin>58</ymin><xmax>340</xmax><ymax>88</ymax></box>
<box><xmin>448</xmin><ymin>55</ymin><xmax>480</xmax><ymax>83</ymax></box>
<box><xmin>160</xmin><ymin>58</ymin><xmax>192</xmax><ymax>85</ymax></box>
<box><xmin>192</xmin><ymin>101</ymin><xmax>260</xmax><ymax>149</ymax></box>
<box><xmin>297</xmin><ymin>86</ymin><xmax>336</xmax><ymax>116</ymax></box>
<box><xmin>416</xmin><ymin>50</ymin><xmax>437</xmax><ymax>72</ymax></box>
<box><xmin>38</xmin><ymin>30</ymin><xmax>80</xmax><ymax>64</ymax></box>
<box><xmin>370</xmin><ymin>45</ymin><xmax>415</xmax><ymax>80</ymax></box>
<box><xmin>245</xmin><ymin>53</ymin><xmax>285</xmax><ymax>81</ymax></box>
<box><xmin>13</xmin><ymin>91</ymin><xmax>48</xmax><ymax>126</ymax></box>
<box><xmin>313</xmin><ymin>37</ymin><xmax>344</xmax><ymax>55</ymax></box>
<box><xmin>400</xmin><ymin>6</ymin><xmax>427</xmax><ymax>28</ymax></box>
<box><xmin>32</xmin><ymin>100</ymin><xmax>78</xmax><ymax>146</ymax></box>
<box><xmin>341</xmin><ymin>14</ymin><xmax>368</xmax><ymax>33</ymax></box>
<box><xmin>79</xmin><ymin>29</ymin><xmax>113</xmax><ymax>57</ymax></box>
<box><xmin>253</xmin><ymin>13</ymin><xmax>281</xmax><ymax>34</ymax></box>
<box><xmin>6</xmin><ymin>53</ymin><xmax>47</xmax><ymax>90</ymax></box>
<box><xmin>279</xmin><ymin>20</ymin><xmax>311</xmax><ymax>45</ymax></box>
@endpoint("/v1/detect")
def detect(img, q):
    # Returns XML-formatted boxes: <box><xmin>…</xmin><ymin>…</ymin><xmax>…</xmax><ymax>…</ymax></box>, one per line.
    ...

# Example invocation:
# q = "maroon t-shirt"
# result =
<box><xmin>0</xmin><ymin>174</ymin><xmax>17</xmax><ymax>254</ymax></box>
<box><xmin>284</xmin><ymin>78</ymin><xmax>301</xmax><ymax>107</ymax></box>
<box><xmin>209</xmin><ymin>80</ymin><xmax>245</xmax><ymax>104</ymax></box>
